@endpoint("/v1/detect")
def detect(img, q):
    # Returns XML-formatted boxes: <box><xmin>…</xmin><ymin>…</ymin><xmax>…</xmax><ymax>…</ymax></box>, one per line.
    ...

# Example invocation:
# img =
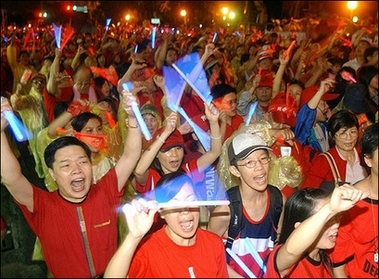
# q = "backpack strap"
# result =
<box><xmin>267</xmin><ymin>185</ymin><xmax>283</xmax><ymax>226</ymax></box>
<box><xmin>226</xmin><ymin>186</ymin><xmax>242</xmax><ymax>251</ymax></box>
<box><xmin>267</xmin><ymin>185</ymin><xmax>283</xmax><ymax>245</ymax></box>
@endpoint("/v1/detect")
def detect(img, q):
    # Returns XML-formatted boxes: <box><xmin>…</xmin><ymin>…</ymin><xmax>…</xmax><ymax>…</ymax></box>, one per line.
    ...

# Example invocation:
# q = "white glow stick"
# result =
<box><xmin>151</xmin><ymin>27</ymin><xmax>156</xmax><ymax>49</ymax></box>
<box><xmin>226</xmin><ymin>248</ymin><xmax>257</xmax><ymax>278</ymax></box>
<box><xmin>3</xmin><ymin>110</ymin><xmax>32</xmax><ymax>142</ymax></box>
<box><xmin>171</xmin><ymin>63</ymin><xmax>212</xmax><ymax>105</ymax></box>
<box><xmin>122</xmin><ymin>83</ymin><xmax>152</xmax><ymax>140</ymax></box>
<box><xmin>153</xmin><ymin>200</ymin><xmax>229</xmax><ymax>209</ymax></box>
<box><xmin>105</xmin><ymin>18</ymin><xmax>111</xmax><ymax>31</ymax></box>
<box><xmin>245</xmin><ymin>239</ymin><xmax>266</xmax><ymax>273</ymax></box>
<box><xmin>212</xmin><ymin>32</ymin><xmax>217</xmax><ymax>43</ymax></box>
<box><xmin>53</xmin><ymin>23</ymin><xmax>62</xmax><ymax>49</ymax></box>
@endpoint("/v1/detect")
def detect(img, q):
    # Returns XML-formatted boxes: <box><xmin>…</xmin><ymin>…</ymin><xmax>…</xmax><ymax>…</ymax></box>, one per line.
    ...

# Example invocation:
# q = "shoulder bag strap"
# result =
<box><xmin>320</xmin><ymin>152</ymin><xmax>342</xmax><ymax>185</ymax></box>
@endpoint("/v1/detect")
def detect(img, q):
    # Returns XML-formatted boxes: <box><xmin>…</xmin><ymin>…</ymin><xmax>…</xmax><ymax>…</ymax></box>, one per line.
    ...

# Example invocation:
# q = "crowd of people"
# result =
<box><xmin>0</xmin><ymin>8</ymin><xmax>378</xmax><ymax>278</ymax></box>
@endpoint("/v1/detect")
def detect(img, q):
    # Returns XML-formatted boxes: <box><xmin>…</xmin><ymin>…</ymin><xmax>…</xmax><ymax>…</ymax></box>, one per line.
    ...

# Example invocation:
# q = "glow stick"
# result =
<box><xmin>3</xmin><ymin>110</ymin><xmax>32</xmax><ymax>142</ymax></box>
<box><xmin>212</xmin><ymin>32</ymin><xmax>217</xmax><ymax>43</ymax></box>
<box><xmin>122</xmin><ymin>83</ymin><xmax>152</xmax><ymax>140</ymax></box>
<box><xmin>151</xmin><ymin>27</ymin><xmax>156</xmax><ymax>49</ymax></box>
<box><xmin>226</xmin><ymin>248</ymin><xmax>257</xmax><ymax>278</ymax></box>
<box><xmin>52</xmin><ymin>23</ymin><xmax>62</xmax><ymax>49</ymax></box>
<box><xmin>105</xmin><ymin>18</ymin><xmax>111</xmax><ymax>31</ymax></box>
<box><xmin>134</xmin><ymin>44</ymin><xmax>138</xmax><ymax>53</ymax></box>
<box><xmin>245</xmin><ymin>101</ymin><xmax>258</xmax><ymax>125</ymax></box>
<box><xmin>341</xmin><ymin>72</ymin><xmax>356</xmax><ymax>83</ymax></box>
<box><xmin>171</xmin><ymin>63</ymin><xmax>212</xmax><ymax>105</ymax></box>
<box><xmin>149</xmin><ymin>200</ymin><xmax>230</xmax><ymax>209</ymax></box>
<box><xmin>245</xmin><ymin>239</ymin><xmax>267</xmax><ymax>273</ymax></box>
<box><xmin>284</xmin><ymin>40</ymin><xmax>296</xmax><ymax>58</ymax></box>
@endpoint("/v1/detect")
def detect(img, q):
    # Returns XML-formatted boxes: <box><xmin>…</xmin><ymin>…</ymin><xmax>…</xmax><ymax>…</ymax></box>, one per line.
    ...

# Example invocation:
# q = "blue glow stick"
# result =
<box><xmin>52</xmin><ymin>23</ymin><xmax>62</xmax><ymax>49</ymax></box>
<box><xmin>122</xmin><ymin>83</ymin><xmax>152</xmax><ymax>140</ymax></box>
<box><xmin>171</xmin><ymin>63</ymin><xmax>212</xmax><ymax>105</ymax></box>
<box><xmin>245</xmin><ymin>101</ymin><xmax>258</xmax><ymax>125</ymax></box>
<box><xmin>134</xmin><ymin>44</ymin><xmax>138</xmax><ymax>53</ymax></box>
<box><xmin>245</xmin><ymin>240</ymin><xmax>267</xmax><ymax>273</ymax></box>
<box><xmin>3</xmin><ymin>110</ymin><xmax>32</xmax><ymax>142</ymax></box>
<box><xmin>151</xmin><ymin>27</ymin><xmax>156</xmax><ymax>49</ymax></box>
<box><xmin>176</xmin><ymin>106</ymin><xmax>210</xmax><ymax>151</ymax></box>
<box><xmin>105</xmin><ymin>18</ymin><xmax>111</xmax><ymax>31</ymax></box>
<box><xmin>226</xmin><ymin>248</ymin><xmax>257</xmax><ymax>278</ymax></box>
<box><xmin>212</xmin><ymin>32</ymin><xmax>217</xmax><ymax>43</ymax></box>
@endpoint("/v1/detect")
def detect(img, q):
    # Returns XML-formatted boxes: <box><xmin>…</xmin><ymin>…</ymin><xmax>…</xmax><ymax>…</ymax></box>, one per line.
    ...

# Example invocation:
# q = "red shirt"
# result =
<box><xmin>128</xmin><ymin>226</ymin><xmax>229</xmax><ymax>278</ymax></box>
<box><xmin>330</xmin><ymin>198</ymin><xmax>378</xmax><ymax>278</ymax></box>
<box><xmin>265</xmin><ymin>244</ymin><xmax>332</xmax><ymax>278</ymax></box>
<box><xmin>225</xmin><ymin>114</ymin><xmax>244</xmax><ymax>140</ymax></box>
<box><xmin>16</xmin><ymin>168</ymin><xmax>124</xmax><ymax>278</ymax></box>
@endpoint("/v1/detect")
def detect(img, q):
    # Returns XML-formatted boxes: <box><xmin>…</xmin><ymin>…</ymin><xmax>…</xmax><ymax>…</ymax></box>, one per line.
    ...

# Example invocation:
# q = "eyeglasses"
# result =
<box><xmin>32</xmin><ymin>80</ymin><xmax>45</xmax><ymax>85</ymax></box>
<box><xmin>237</xmin><ymin>156</ymin><xmax>270</xmax><ymax>169</ymax></box>
<box><xmin>223</xmin><ymin>99</ymin><xmax>238</xmax><ymax>106</ymax></box>
<box><xmin>335</xmin><ymin>129</ymin><xmax>358</xmax><ymax>139</ymax></box>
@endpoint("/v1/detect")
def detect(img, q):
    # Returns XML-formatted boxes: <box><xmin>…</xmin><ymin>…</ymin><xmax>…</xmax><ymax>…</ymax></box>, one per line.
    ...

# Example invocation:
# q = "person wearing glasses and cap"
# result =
<box><xmin>208</xmin><ymin>132</ymin><xmax>285</xmax><ymax>278</ymax></box>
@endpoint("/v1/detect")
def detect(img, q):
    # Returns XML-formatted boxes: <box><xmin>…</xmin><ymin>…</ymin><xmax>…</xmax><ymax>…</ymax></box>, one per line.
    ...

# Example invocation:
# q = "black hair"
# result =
<box><xmin>360</xmin><ymin>122</ymin><xmax>378</xmax><ymax>159</ymax></box>
<box><xmin>358</xmin><ymin>65</ymin><xmax>378</xmax><ymax>87</ymax></box>
<box><xmin>289</xmin><ymin>79</ymin><xmax>305</xmax><ymax>90</ymax></box>
<box><xmin>327</xmin><ymin>110</ymin><xmax>359</xmax><ymax>140</ymax></box>
<box><xmin>210</xmin><ymin>84</ymin><xmax>237</xmax><ymax>100</ymax></box>
<box><xmin>154</xmin><ymin>171</ymin><xmax>194</xmax><ymax>203</ymax></box>
<box><xmin>44</xmin><ymin>136</ymin><xmax>91</xmax><ymax>169</ymax></box>
<box><xmin>363</xmin><ymin>46</ymin><xmax>378</xmax><ymax>64</ymax></box>
<box><xmin>71</xmin><ymin>112</ymin><xmax>102</xmax><ymax>132</ymax></box>
<box><xmin>278</xmin><ymin>188</ymin><xmax>333</xmax><ymax>275</ymax></box>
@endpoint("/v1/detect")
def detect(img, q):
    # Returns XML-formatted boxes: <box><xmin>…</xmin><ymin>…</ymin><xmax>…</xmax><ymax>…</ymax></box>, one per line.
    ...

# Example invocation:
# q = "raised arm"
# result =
<box><xmin>196</xmin><ymin>103</ymin><xmax>222</xmax><ymax>172</ymax></box>
<box><xmin>103</xmin><ymin>199</ymin><xmax>158</xmax><ymax>278</ymax></box>
<box><xmin>114</xmin><ymin>91</ymin><xmax>142</xmax><ymax>191</ymax></box>
<box><xmin>1</xmin><ymin>97</ymin><xmax>34</xmax><ymax>211</ymax></box>
<box><xmin>275</xmin><ymin>185</ymin><xmax>366</xmax><ymax>276</ymax></box>
<box><xmin>306</xmin><ymin>78</ymin><xmax>335</xmax><ymax>109</ymax></box>
<box><xmin>133</xmin><ymin>112</ymin><xmax>178</xmax><ymax>186</ymax></box>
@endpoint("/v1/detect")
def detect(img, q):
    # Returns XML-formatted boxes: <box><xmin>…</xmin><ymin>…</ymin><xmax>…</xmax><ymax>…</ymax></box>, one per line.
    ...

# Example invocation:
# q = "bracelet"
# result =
<box><xmin>210</xmin><ymin>134</ymin><xmax>222</xmax><ymax>140</ymax></box>
<box><xmin>125</xmin><ymin>119</ymin><xmax>138</xmax><ymax>129</ymax></box>
<box><xmin>156</xmin><ymin>135</ymin><xmax>165</xmax><ymax>143</ymax></box>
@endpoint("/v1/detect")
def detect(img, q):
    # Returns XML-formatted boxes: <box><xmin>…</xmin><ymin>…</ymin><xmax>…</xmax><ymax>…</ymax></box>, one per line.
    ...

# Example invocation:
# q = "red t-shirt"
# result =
<box><xmin>43</xmin><ymin>87</ymin><xmax>73</xmax><ymax>122</ymax></box>
<box><xmin>330</xmin><ymin>198</ymin><xmax>378</xmax><ymax>278</ymax></box>
<box><xmin>265</xmin><ymin>244</ymin><xmax>332</xmax><ymax>278</ymax></box>
<box><xmin>224</xmin><ymin>114</ymin><xmax>244</xmax><ymax>140</ymax></box>
<box><xmin>128</xmin><ymin>226</ymin><xmax>229</xmax><ymax>278</ymax></box>
<box><xmin>16</xmin><ymin>168</ymin><xmax>124</xmax><ymax>278</ymax></box>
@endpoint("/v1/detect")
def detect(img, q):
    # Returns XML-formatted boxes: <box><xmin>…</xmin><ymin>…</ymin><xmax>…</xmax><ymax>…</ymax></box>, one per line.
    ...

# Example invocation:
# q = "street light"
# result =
<box><xmin>180</xmin><ymin>9</ymin><xmax>187</xmax><ymax>26</ymax></box>
<box><xmin>347</xmin><ymin>1</ymin><xmax>357</xmax><ymax>10</ymax></box>
<box><xmin>347</xmin><ymin>1</ymin><xmax>357</xmax><ymax>21</ymax></box>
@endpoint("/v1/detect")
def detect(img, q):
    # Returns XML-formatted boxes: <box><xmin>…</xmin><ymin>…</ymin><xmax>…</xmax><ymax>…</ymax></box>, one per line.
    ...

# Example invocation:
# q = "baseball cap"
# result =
<box><xmin>257</xmin><ymin>45</ymin><xmax>274</xmax><ymax>62</ymax></box>
<box><xmin>300</xmin><ymin>86</ymin><xmax>339</xmax><ymax>107</ymax></box>
<box><xmin>153</xmin><ymin>127</ymin><xmax>185</xmax><ymax>152</ymax></box>
<box><xmin>132</xmin><ymin>67</ymin><xmax>155</xmax><ymax>81</ymax></box>
<box><xmin>228</xmin><ymin>133</ymin><xmax>271</xmax><ymax>164</ymax></box>
<box><xmin>268</xmin><ymin>92</ymin><xmax>298</xmax><ymax>127</ymax></box>
<box><xmin>31</xmin><ymin>73</ymin><xmax>47</xmax><ymax>83</ymax></box>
